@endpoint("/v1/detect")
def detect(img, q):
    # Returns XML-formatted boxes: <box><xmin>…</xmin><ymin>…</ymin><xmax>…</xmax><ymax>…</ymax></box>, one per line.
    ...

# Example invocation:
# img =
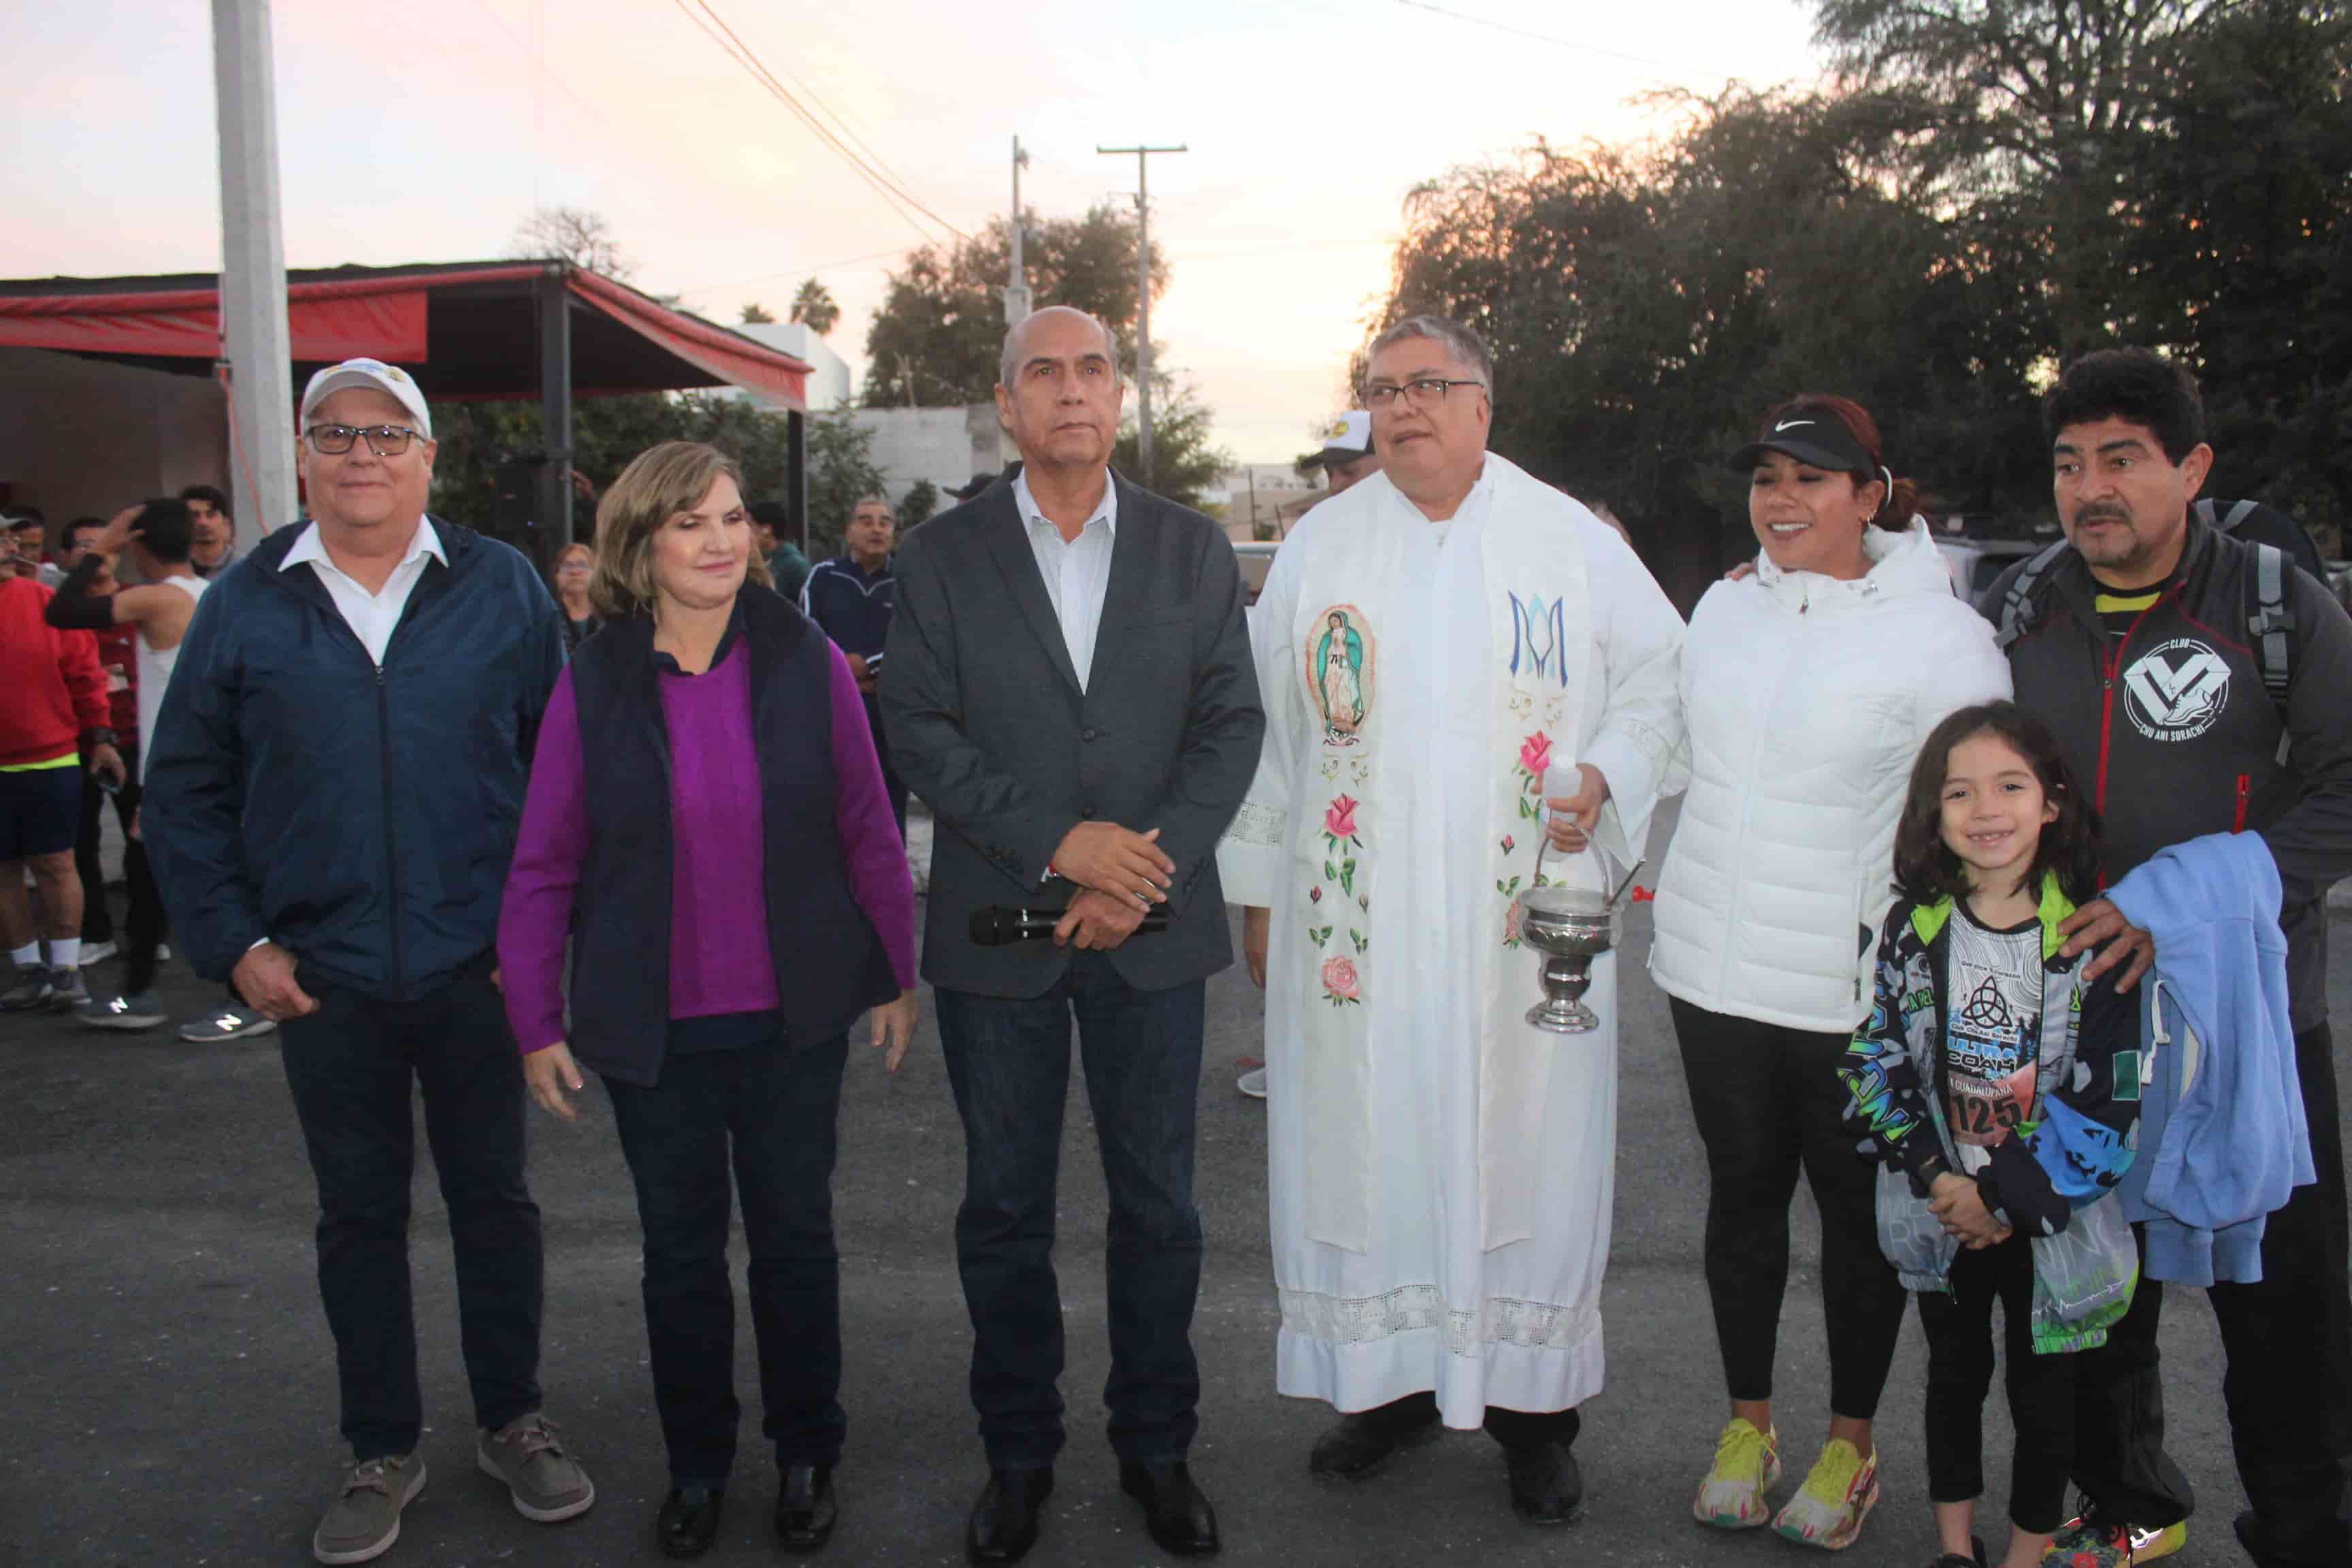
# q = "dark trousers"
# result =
<box><xmin>1918</xmin><ymin>1232</ymin><xmax>2075</xmax><ymax>1535</ymax></box>
<box><xmin>1669</xmin><ymin>998</ymin><xmax>1908</xmax><ymax>1418</ymax></box>
<box><xmin>2066</xmin><ymin>1225</ymin><xmax>2193</xmax><ymax>1526</ymax></box>
<box><xmin>934</xmin><ymin>956</ymin><xmax>1206</xmax><ymax>1469</ymax></box>
<box><xmin>75</xmin><ymin>764</ymin><xmax>165</xmax><ymax>983</ymax></box>
<box><xmin>864</xmin><ymin>696</ymin><xmax>908</xmax><ymax>840</ymax></box>
<box><xmin>2212</xmin><ymin>1021</ymin><xmax>2352</xmax><ymax>1564</ymax></box>
<box><xmin>276</xmin><ymin>956</ymin><xmax>544</xmax><ymax>1460</ymax></box>
<box><xmin>602</xmin><ymin>1032</ymin><xmax>851</xmax><ymax>1483</ymax></box>
<box><xmin>2074</xmin><ymin>1021</ymin><xmax>2352</xmax><ymax>1564</ymax></box>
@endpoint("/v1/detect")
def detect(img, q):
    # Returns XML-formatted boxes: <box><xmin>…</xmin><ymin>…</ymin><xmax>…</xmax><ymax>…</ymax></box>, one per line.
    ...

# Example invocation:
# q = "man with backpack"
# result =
<box><xmin>1982</xmin><ymin>348</ymin><xmax>2352</xmax><ymax>1568</ymax></box>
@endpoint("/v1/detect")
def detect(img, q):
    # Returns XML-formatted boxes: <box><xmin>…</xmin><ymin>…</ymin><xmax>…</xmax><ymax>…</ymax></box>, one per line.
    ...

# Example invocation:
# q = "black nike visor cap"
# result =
<box><xmin>1728</xmin><ymin>402</ymin><xmax>1875</xmax><ymax>476</ymax></box>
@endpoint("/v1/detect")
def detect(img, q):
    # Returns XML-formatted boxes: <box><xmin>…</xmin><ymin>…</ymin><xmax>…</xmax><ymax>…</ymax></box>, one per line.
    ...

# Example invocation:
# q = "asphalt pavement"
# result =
<box><xmin>4</xmin><ymin>805</ymin><xmax>2340</xmax><ymax>1567</ymax></box>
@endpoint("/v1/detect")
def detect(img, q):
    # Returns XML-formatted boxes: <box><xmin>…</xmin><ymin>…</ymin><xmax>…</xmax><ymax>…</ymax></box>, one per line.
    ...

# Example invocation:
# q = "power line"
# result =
<box><xmin>667</xmin><ymin>0</ymin><xmax>934</xmax><ymax>240</ymax></box>
<box><xmin>666</xmin><ymin>0</ymin><xmax>968</xmax><ymax>243</ymax></box>
<box><xmin>683</xmin><ymin>0</ymin><xmax>947</xmax><ymax>224</ymax></box>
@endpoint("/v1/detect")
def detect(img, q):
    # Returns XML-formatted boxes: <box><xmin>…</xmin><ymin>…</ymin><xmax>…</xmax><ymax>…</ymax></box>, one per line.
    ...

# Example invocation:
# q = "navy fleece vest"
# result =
<box><xmin>565</xmin><ymin>589</ymin><xmax>897</xmax><ymax>1085</ymax></box>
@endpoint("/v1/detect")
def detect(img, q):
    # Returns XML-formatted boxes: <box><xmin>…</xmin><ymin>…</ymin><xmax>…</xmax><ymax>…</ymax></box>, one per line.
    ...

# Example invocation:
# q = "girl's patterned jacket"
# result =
<box><xmin>1837</xmin><ymin>874</ymin><xmax>2143</xmax><ymax>1354</ymax></box>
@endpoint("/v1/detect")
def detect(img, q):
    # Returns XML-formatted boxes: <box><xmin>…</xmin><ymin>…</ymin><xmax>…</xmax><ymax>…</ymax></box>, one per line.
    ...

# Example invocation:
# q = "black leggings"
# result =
<box><xmin>1669</xmin><ymin>998</ymin><xmax>1907</xmax><ymax>1419</ymax></box>
<box><xmin>1918</xmin><ymin>1232</ymin><xmax>2074</xmax><ymax>1535</ymax></box>
<box><xmin>74</xmin><ymin>765</ymin><xmax>165</xmax><ymax>994</ymax></box>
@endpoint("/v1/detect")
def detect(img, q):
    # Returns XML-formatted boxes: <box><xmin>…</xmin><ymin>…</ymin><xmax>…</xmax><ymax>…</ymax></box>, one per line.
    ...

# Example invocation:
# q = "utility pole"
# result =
<box><xmin>1003</xmin><ymin>135</ymin><xmax>1032</xmax><ymax>326</ymax></box>
<box><xmin>210</xmin><ymin>0</ymin><xmax>297</xmax><ymax>544</ymax></box>
<box><xmin>1097</xmin><ymin>142</ymin><xmax>1185</xmax><ymax>486</ymax></box>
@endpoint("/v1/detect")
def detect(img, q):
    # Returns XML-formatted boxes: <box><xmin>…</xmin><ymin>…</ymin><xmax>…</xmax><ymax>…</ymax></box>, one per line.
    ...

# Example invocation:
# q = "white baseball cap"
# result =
<box><xmin>299</xmin><ymin>357</ymin><xmax>434</xmax><ymax>440</ymax></box>
<box><xmin>1315</xmin><ymin>410</ymin><xmax>1372</xmax><ymax>463</ymax></box>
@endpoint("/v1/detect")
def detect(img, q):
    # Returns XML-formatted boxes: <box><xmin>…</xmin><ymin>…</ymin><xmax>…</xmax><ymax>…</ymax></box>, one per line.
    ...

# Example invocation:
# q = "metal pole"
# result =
<box><xmin>1004</xmin><ymin>135</ymin><xmax>1031</xmax><ymax>326</ymax></box>
<box><xmin>210</xmin><ymin>0</ymin><xmax>296</xmax><ymax>544</ymax></box>
<box><xmin>536</xmin><ymin>265</ymin><xmax>573</xmax><ymax>555</ymax></box>
<box><xmin>787</xmin><ymin>409</ymin><xmax>808</xmax><ymax>557</ymax></box>
<box><xmin>1097</xmin><ymin>143</ymin><xmax>1185</xmax><ymax>487</ymax></box>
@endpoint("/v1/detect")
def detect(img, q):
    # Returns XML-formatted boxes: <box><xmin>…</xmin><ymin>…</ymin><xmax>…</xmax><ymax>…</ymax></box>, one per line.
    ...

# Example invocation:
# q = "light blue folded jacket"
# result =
<box><xmin>2107</xmin><ymin>831</ymin><xmax>2313</xmax><ymax>1286</ymax></box>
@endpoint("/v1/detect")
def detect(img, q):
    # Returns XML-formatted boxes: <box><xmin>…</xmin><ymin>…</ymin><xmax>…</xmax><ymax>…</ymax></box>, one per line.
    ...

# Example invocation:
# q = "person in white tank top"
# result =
<box><xmin>40</xmin><ymin>498</ymin><xmax>212</xmax><ymax>1025</ymax></box>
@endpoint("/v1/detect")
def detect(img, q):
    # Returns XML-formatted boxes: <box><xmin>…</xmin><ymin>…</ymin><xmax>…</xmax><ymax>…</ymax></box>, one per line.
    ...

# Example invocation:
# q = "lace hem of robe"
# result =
<box><xmin>1279</xmin><ymin>1284</ymin><xmax>1599</xmax><ymax>1356</ymax></box>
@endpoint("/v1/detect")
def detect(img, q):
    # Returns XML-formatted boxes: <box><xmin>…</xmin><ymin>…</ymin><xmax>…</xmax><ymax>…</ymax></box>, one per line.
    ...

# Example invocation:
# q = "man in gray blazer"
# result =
<box><xmin>882</xmin><ymin>306</ymin><xmax>1264</xmax><ymax>1565</ymax></box>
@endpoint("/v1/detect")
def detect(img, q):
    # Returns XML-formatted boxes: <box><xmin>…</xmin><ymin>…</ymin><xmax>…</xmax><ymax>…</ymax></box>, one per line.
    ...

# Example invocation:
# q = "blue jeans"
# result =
<box><xmin>276</xmin><ymin>955</ymin><xmax>543</xmax><ymax>1461</ymax></box>
<box><xmin>602</xmin><ymin>1030</ymin><xmax>849</xmax><ymax>1482</ymax></box>
<box><xmin>935</xmin><ymin>956</ymin><xmax>1206</xmax><ymax>1469</ymax></box>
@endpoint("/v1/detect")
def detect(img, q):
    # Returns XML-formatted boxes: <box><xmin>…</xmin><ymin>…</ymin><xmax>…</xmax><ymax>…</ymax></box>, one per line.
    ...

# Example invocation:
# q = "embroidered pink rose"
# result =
<box><xmin>1519</xmin><ymin>732</ymin><xmax>1552</xmax><ymax>779</ymax></box>
<box><xmin>1322</xmin><ymin>956</ymin><xmax>1361</xmax><ymax>1001</ymax></box>
<box><xmin>1500</xmin><ymin>835</ymin><xmax>1516</xmax><ymax>854</ymax></box>
<box><xmin>1324</xmin><ymin>795</ymin><xmax>1360</xmax><ymax>840</ymax></box>
<box><xmin>1503</xmin><ymin>900</ymin><xmax>1523</xmax><ymax>945</ymax></box>
<box><xmin>1308</xmin><ymin>885</ymin><xmax>1322</xmax><ymax>904</ymax></box>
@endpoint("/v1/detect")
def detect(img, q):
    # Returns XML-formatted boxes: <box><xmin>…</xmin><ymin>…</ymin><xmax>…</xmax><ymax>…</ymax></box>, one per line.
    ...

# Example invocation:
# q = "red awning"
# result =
<box><xmin>0</xmin><ymin>269</ymin><xmax>472</xmax><ymax>363</ymax></box>
<box><xmin>566</xmin><ymin>271</ymin><xmax>806</xmax><ymax>409</ymax></box>
<box><xmin>0</xmin><ymin>261</ymin><xmax>807</xmax><ymax>410</ymax></box>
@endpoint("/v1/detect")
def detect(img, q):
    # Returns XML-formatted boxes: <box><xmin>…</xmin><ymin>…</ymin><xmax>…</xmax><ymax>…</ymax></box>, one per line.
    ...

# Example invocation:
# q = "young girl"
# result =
<box><xmin>1837</xmin><ymin>702</ymin><xmax>2142</xmax><ymax>1568</ymax></box>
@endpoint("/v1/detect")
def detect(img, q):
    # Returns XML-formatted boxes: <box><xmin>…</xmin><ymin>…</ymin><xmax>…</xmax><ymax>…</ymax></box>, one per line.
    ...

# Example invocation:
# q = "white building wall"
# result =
<box><xmin>727</xmin><ymin>323</ymin><xmax>853</xmax><ymax>412</ymax></box>
<box><xmin>851</xmin><ymin>405</ymin><xmax>1009</xmax><ymax>519</ymax></box>
<box><xmin>0</xmin><ymin>348</ymin><xmax>237</xmax><ymax>546</ymax></box>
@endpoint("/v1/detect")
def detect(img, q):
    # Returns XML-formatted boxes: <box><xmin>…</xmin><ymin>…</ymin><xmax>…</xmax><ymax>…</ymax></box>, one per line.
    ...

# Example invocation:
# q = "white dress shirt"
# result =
<box><xmin>1013</xmin><ymin>468</ymin><xmax>1118</xmax><ymax>692</ymax></box>
<box><xmin>280</xmin><ymin>517</ymin><xmax>446</xmax><ymax>667</ymax></box>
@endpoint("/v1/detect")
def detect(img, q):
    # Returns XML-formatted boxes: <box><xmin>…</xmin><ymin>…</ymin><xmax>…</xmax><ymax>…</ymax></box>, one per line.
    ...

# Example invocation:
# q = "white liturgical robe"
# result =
<box><xmin>1218</xmin><ymin>454</ymin><xmax>1685</xmax><ymax>1426</ymax></box>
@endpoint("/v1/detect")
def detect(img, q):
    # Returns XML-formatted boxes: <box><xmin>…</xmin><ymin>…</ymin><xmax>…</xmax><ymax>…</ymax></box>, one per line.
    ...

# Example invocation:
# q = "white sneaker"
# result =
<box><xmin>80</xmin><ymin>940</ymin><xmax>118</xmax><ymax>964</ymax></box>
<box><xmin>1237</xmin><ymin>1066</ymin><xmax>1267</xmax><ymax>1099</ymax></box>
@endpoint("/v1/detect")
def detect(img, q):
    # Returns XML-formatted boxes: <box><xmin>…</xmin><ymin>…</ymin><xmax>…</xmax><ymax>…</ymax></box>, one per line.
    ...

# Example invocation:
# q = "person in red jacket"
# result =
<box><xmin>0</xmin><ymin>566</ymin><xmax>125</xmax><ymax>1011</ymax></box>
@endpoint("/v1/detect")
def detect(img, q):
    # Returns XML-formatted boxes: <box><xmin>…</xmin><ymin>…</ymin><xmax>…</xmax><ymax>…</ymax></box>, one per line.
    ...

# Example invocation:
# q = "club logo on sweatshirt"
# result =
<box><xmin>2121</xmin><ymin>637</ymin><xmax>2230</xmax><ymax>742</ymax></box>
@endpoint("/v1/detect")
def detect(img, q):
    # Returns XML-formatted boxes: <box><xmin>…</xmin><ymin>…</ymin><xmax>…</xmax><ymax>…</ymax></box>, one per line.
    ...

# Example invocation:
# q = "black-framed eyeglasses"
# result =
<box><xmin>1362</xmin><ymin>377</ymin><xmax>1486</xmax><ymax>411</ymax></box>
<box><xmin>304</xmin><ymin>423</ymin><xmax>424</xmax><ymax>457</ymax></box>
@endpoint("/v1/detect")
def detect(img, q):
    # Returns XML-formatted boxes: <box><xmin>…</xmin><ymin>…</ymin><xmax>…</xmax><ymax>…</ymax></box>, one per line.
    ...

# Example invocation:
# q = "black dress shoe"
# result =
<box><xmin>1502</xmin><ymin>1440</ymin><xmax>1584</xmax><ymax>1525</ymax></box>
<box><xmin>657</xmin><ymin>1484</ymin><xmax>725</xmax><ymax>1559</ymax></box>
<box><xmin>774</xmin><ymin>1465</ymin><xmax>836</xmax><ymax>1553</ymax></box>
<box><xmin>1308</xmin><ymin>1402</ymin><xmax>1443</xmax><ymax>1480</ymax></box>
<box><xmin>1119</xmin><ymin>1460</ymin><xmax>1221</xmax><ymax>1557</ymax></box>
<box><xmin>966</xmin><ymin>1467</ymin><xmax>1053</xmax><ymax>1565</ymax></box>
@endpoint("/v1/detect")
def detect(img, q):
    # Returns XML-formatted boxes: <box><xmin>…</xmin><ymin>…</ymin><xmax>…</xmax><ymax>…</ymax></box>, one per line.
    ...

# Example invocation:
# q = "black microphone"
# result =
<box><xmin>968</xmin><ymin>903</ymin><xmax>1170</xmax><ymax>946</ymax></box>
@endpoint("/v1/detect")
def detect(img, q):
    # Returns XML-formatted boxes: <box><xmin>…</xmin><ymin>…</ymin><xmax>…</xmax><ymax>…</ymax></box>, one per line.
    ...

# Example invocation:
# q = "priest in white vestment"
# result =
<box><xmin>1218</xmin><ymin>316</ymin><xmax>1684</xmax><ymax>1523</ymax></box>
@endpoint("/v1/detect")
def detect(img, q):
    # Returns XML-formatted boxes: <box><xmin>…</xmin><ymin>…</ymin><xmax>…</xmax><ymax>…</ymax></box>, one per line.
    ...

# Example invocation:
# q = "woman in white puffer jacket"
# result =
<box><xmin>1652</xmin><ymin>395</ymin><xmax>2010</xmax><ymax>1550</ymax></box>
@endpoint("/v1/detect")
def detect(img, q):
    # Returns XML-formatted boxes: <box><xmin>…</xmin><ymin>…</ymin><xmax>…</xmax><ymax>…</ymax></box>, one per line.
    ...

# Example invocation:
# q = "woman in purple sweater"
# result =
<box><xmin>498</xmin><ymin>442</ymin><xmax>917</xmax><ymax>1561</ymax></box>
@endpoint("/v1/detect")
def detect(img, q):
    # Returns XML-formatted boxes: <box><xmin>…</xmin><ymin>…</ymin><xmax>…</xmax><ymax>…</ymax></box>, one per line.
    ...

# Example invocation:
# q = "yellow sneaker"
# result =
<box><xmin>1771</xmin><ymin>1439</ymin><xmax>1878</xmax><ymax>1550</ymax></box>
<box><xmin>1693</xmin><ymin>1418</ymin><xmax>1780</xmax><ymax>1529</ymax></box>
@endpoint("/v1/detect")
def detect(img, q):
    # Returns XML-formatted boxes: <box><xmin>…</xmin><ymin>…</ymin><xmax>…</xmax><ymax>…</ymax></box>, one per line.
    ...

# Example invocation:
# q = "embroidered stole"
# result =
<box><xmin>1280</xmin><ymin>459</ymin><xmax>1614</xmax><ymax>1252</ymax></box>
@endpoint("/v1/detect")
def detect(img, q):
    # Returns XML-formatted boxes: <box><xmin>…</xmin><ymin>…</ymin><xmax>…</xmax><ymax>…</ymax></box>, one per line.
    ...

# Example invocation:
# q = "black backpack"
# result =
<box><xmin>1995</xmin><ymin>502</ymin><xmax>2296</xmax><ymax>721</ymax></box>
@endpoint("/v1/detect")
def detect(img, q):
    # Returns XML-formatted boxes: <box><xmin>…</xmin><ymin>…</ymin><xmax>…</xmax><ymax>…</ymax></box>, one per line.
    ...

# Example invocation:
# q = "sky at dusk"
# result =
<box><xmin>9</xmin><ymin>0</ymin><xmax>1831</xmax><ymax>461</ymax></box>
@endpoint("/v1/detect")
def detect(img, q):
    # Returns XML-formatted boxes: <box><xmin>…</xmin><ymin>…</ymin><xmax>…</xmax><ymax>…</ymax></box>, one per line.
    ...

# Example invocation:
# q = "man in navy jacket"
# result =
<box><xmin>802</xmin><ymin>492</ymin><xmax>903</xmax><ymax>834</ymax></box>
<box><xmin>145</xmin><ymin>359</ymin><xmax>593</xmax><ymax>1567</ymax></box>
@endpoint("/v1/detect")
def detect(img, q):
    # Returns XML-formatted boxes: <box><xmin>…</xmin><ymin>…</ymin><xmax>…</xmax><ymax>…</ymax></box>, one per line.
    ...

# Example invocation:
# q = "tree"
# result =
<box><xmin>1381</xmin><ymin>91</ymin><xmax>2048</xmax><ymax>609</ymax></box>
<box><xmin>863</xmin><ymin>206</ymin><xmax>1169</xmax><ymax>407</ymax></box>
<box><xmin>1812</xmin><ymin>0</ymin><xmax>2352</xmax><ymax>531</ymax></box>
<box><xmin>1112</xmin><ymin>374</ymin><xmax>1231</xmax><ymax>513</ymax></box>
<box><xmin>804</xmin><ymin>412</ymin><xmax>888</xmax><ymax>560</ymax></box>
<box><xmin>2115</xmin><ymin>0</ymin><xmax>2352</xmax><ymax>536</ymax></box>
<box><xmin>434</xmin><ymin>393</ymin><xmax>810</xmax><ymax>552</ymax></box>
<box><xmin>789</xmin><ymin>280</ymin><xmax>840</xmax><ymax>336</ymax></box>
<box><xmin>509</xmin><ymin>205</ymin><xmax>634</xmax><ymax>279</ymax></box>
<box><xmin>899</xmin><ymin>478</ymin><xmax>939</xmax><ymax>527</ymax></box>
<box><xmin>740</xmin><ymin>301</ymin><xmax>777</xmax><ymax>325</ymax></box>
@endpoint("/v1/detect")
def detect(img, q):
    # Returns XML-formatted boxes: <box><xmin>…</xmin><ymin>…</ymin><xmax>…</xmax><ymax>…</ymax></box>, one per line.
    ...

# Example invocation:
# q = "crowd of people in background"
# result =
<box><xmin>2</xmin><ymin>316</ymin><xmax>2347</xmax><ymax>1568</ymax></box>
